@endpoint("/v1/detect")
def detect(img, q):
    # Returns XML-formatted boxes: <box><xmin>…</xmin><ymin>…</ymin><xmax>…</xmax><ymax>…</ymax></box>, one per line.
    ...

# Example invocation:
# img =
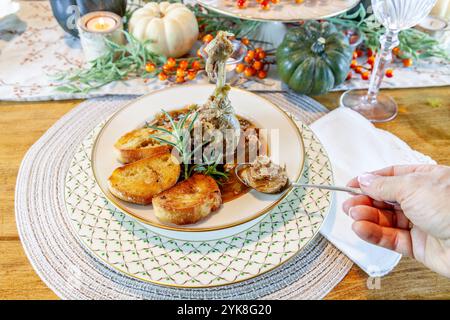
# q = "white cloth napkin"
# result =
<box><xmin>311</xmin><ymin>107</ymin><xmax>435</xmax><ymax>277</ymax></box>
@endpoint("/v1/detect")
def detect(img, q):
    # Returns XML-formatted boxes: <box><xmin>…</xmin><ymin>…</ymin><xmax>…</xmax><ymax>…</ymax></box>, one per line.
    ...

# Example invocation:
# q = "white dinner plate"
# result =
<box><xmin>66</xmin><ymin>118</ymin><xmax>333</xmax><ymax>287</ymax></box>
<box><xmin>91</xmin><ymin>84</ymin><xmax>305</xmax><ymax>233</ymax></box>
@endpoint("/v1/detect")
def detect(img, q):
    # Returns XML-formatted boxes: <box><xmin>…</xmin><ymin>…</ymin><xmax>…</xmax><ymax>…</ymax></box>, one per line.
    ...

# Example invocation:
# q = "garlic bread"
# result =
<box><xmin>153</xmin><ymin>174</ymin><xmax>222</xmax><ymax>225</ymax></box>
<box><xmin>114</xmin><ymin>127</ymin><xmax>172</xmax><ymax>164</ymax></box>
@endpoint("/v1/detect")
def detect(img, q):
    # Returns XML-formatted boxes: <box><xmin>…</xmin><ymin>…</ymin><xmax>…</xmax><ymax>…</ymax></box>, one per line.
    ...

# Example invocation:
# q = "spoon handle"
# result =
<box><xmin>291</xmin><ymin>183</ymin><xmax>364</xmax><ymax>195</ymax></box>
<box><xmin>291</xmin><ymin>183</ymin><xmax>399</xmax><ymax>206</ymax></box>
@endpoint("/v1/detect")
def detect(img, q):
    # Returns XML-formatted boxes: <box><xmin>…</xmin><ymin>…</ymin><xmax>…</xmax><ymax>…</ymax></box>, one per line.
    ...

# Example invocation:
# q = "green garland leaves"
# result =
<box><xmin>53</xmin><ymin>2</ymin><xmax>261</xmax><ymax>94</ymax></box>
<box><xmin>53</xmin><ymin>32</ymin><xmax>166</xmax><ymax>94</ymax></box>
<box><xmin>328</xmin><ymin>4</ymin><xmax>449</xmax><ymax>61</ymax></box>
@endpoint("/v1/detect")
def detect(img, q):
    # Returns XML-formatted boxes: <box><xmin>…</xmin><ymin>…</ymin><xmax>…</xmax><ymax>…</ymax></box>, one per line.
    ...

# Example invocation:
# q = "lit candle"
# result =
<box><xmin>86</xmin><ymin>16</ymin><xmax>117</xmax><ymax>32</ymax></box>
<box><xmin>77</xmin><ymin>11</ymin><xmax>124</xmax><ymax>62</ymax></box>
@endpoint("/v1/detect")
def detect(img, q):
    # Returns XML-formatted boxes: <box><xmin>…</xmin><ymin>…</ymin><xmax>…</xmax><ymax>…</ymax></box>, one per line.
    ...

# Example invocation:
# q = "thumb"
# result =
<box><xmin>358</xmin><ymin>173</ymin><xmax>407</xmax><ymax>203</ymax></box>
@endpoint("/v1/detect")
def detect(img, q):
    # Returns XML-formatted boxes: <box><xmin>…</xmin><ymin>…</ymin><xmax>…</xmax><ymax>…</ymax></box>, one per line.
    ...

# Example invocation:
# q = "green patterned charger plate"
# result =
<box><xmin>65</xmin><ymin>118</ymin><xmax>333</xmax><ymax>288</ymax></box>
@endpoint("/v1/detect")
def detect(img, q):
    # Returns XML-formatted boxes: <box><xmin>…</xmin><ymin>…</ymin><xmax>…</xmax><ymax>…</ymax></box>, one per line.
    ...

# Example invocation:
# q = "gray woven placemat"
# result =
<box><xmin>15</xmin><ymin>92</ymin><xmax>352</xmax><ymax>299</ymax></box>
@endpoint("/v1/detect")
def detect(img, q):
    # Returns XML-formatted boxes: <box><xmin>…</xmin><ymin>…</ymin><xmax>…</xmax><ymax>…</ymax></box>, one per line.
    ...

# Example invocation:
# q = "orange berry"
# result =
<box><xmin>179</xmin><ymin>60</ymin><xmax>189</xmax><ymax>70</ymax></box>
<box><xmin>295</xmin><ymin>0</ymin><xmax>304</xmax><ymax>3</ymax></box>
<box><xmin>145</xmin><ymin>62</ymin><xmax>156</xmax><ymax>73</ymax></box>
<box><xmin>244</xmin><ymin>66</ymin><xmax>256</xmax><ymax>77</ymax></box>
<box><xmin>253</xmin><ymin>60</ymin><xmax>263</xmax><ymax>70</ymax></box>
<box><xmin>197</xmin><ymin>49</ymin><xmax>203</xmax><ymax>58</ymax></box>
<box><xmin>261</xmin><ymin>1</ymin><xmax>270</xmax><ymax>10</ymax></box>
<box><xmin>241</xmin><ymin>37</ymin><xmax>250</xmax><ymax>46</ymax></box>
<box><xmin>402</xmin><ymin>58</ymin><xmax>413</xmax><ymax>67</ymax></box>
<box><xmin>246</xmin><ymin>50</ymin><xmax>255</xmax><ymax>60</ymax></box>
<box><xmin>237</xmin><ymin>0</ymin><xmax>247</xmax><ymax>8</ymax></box>
<box><xmin>367</xmin><ymin>56</ymin><xmax>375</xmax><ymax>66</ymax></box>
<box><xmin>176</xmin><ymin>76</ymin><xmax>185</xmax><ymax>83</ymax></box>
<box><xmin>158</xmin><ymin>72</ymin><xmax>168</xmax><ymax>81</ymax></box>
<box><xmin>167</xmin><ymin>57</ymin><xmax>176</xmax><ymax>68</ymax></box>
<box><xmin>162</xmin><ymin>64</ymin><xmax>172</xmax><ymax>73</ymax></box>
<box><xmin>356</xmin><ymin>49</ymin><xmax>364</xmax><ymax>57</ymax></box>
<box><xmin>352</xmin><ymin>51</ymin><xmax>358</xmax><ymax>59</ymax></box>
<box><xmin>244</xmin><ymin>56</ymin><xmax>253</xmax><ymax>64</ymax></box>
<box><xmin>367</xmin><ymin>48</ymin><xmax>375</xmax><ymax>57</ymax></box>
<box><xmin>187</xmin><ymin>70</ymin><xmax>197</xmax><ymax>80</ymax></box>
<box><xmin>346</xmin><ymin>72</ymin><xmax>352</xmax><ymax>81</ymax></box>
<box><xmin>271</xmin><ymin>0</ymin><xmax>280</xmax><ymax>3</ymax></box>
<box><xmin>361</xmin><ymin>71</ymin><xmax>370</xmax><ymax>80</ymax></box>
<box><xmin>236</xmin><ymin>63</ymin><xmax>245</xmax><ymax>73</ymax></box>
<box><xmin>257</xmin><ymin>70</ymin><xmax>267</xmax><ymax>79</ymax></box>
<box><xmin>385</xmin><ymin>69</ymin><xmax>394</xmax><ymax>78</ymax></box>
<box><xmin>355</xmin><ymin>66</ymin><xmax>363</xmax><ymax>74</ymax></box>
<box><xmin>256</xmin><ymin>50</ymin><xmax>266</xmax><ymax>60</ymax></box>
<box><xmin>392</xmin><ymin>47</ymin><xmax>400</xmax><ymax>56</ymax></box>
<box><xmin>192</xmin><ymin>60</ymin><xmax>202</xmax><ymax>70</ymax></box>
<box><xmin>202</xmin><ymin>34</ymin><xmax>214</xmax><ymax>43</ymax></box>
<box><xmin>176</xmin><ymin>68</ymin><xmax>186</xmax><ymax>78</ymax></box>
<box><xmin>350</xmin><ymin>59</ymin><xmax>358</xmax><ymax>69</ymax></box>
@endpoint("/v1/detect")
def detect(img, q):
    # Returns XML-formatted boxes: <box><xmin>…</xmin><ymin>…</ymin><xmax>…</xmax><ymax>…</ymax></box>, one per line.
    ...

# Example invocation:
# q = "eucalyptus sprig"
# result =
<box><xmin>53</xmin><ymin>31</ymin><xmax>166</xmax><ymax>94</ymax></box>
<box><xmin>328</xmin><ymin>4</ymin><xmax>450</xmax><ymax>61</ymax></box>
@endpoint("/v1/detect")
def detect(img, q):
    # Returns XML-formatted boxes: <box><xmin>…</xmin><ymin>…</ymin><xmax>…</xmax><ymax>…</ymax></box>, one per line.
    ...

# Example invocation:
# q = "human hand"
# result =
<box><xmin>343</xmin><ymin>165</ymin><xmax>450</xmax><ymax>278</ymax></box>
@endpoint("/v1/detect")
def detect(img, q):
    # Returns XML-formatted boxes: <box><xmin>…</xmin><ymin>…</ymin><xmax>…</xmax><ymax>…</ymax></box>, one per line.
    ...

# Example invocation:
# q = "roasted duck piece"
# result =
<box><xmin>194</xmin><ymin>31</ymin><xmax>241</xmax><ymax>160</ymax></box>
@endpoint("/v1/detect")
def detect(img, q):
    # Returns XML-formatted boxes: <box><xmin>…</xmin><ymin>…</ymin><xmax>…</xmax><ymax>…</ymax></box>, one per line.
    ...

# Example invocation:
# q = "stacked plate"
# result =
<box><xmin>64</xmin><ymin>84</ymin><xmax>334</xmax><ymax>288</ymax></box>
<box><xmin>197</xmin><ymin>0</ymin><xmax>360</xmax><ymax>22</ymax></box>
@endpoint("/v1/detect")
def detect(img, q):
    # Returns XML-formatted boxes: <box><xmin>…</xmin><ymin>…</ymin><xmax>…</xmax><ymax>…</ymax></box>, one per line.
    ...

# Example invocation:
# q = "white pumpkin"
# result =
<box><xmin>129</xmin><ymin>2</ymin><xmax>199</xmax><ymax>58</ymax></box>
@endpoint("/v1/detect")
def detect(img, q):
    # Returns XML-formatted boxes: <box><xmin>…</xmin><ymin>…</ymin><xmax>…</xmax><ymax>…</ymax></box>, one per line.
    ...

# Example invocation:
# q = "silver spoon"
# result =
<box><xmin>234</xmin><ymin>164</ymin><xmax>399</xmax><ymax>206</ymax></box>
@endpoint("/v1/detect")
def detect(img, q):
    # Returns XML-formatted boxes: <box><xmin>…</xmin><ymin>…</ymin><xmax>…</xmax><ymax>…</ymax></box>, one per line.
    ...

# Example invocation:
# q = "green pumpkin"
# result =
<box><xmin>276</xmin><ymin>21</ymin><xmax>353</xmax><ymax>96</ymax></box>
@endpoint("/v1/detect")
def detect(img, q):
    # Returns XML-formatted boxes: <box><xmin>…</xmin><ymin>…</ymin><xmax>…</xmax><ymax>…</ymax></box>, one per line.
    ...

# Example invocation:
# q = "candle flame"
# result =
<box><xmin>95</xmin><ymin>17</ymin><xmax>109</xmax><ymax>30</ymax></box>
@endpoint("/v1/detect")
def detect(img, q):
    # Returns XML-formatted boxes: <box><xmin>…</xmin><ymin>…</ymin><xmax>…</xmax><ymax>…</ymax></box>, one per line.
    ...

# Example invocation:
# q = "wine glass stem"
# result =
<box><xmin>367</xmin><ymin>29</ymin><xmax>399</xmax><ymax>103</ymax></box>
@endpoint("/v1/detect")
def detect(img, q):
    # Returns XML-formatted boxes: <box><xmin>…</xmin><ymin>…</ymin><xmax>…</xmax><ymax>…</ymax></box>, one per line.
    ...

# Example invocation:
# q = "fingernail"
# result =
<box><xmin>358</xmin><ymin>173</ymin><xmax>377</xmax><ymax>187</ymax></box>
<box><xmin>348</xmin><ymin>207</ymin><xmax>355</xmax><ymax>219</ymax></box>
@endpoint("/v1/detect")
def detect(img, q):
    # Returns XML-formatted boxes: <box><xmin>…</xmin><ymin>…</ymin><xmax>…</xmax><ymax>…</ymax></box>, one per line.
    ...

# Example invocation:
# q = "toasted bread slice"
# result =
<box><xmin>153</xmin><ymin>174</ymin><xmax>222</xmax><ymax>225</ymax></box>
<box><xmin>108</xmin><ymin>152</ymin><xmax>180</xmax><ymax>205</ymax></box>
<box><xmin>114</xmin><ymin>128</ymin><xmax>172</xmax><ymax>164</ymax></box>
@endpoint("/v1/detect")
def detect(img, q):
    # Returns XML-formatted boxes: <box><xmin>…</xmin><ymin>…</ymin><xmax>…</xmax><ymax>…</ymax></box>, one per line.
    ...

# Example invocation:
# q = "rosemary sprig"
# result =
<box><xmin>190</xmin><ymin>162</ymin><xmax>229</xmax><ymax>184</ymax></box>
<box><xmin>328</xmin><ymin>4</ymin><xmax>450</xmax><ymax>61</ymax></box>
<box><xmin>147</xmin><ymin>109</ymin><xmax>229</xmax><ymax>182</ymax></box>
<box><xmin>147</xmin><ymin>109</ymin><xmax>198</xmax><ymax>179</ymax></box>
<box><xmin>53</xmin><ymin>31</ymin><xmax>166</xmax><ymax>94</ymax></box>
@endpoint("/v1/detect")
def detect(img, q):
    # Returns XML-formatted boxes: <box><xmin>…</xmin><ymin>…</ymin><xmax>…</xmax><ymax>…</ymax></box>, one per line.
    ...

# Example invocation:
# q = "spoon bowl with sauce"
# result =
<box><xmin>235</xmin><ymin>156</ymin><xmax>399</xmax><ymax>206</ymax></box>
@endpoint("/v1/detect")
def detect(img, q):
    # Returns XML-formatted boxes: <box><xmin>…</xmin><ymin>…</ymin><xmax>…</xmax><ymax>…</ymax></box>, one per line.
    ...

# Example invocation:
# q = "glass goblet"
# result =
<box><xmin>340</xmin><ymin>0</ymin><xmax>437</xmax><ymax>122</ymax></box>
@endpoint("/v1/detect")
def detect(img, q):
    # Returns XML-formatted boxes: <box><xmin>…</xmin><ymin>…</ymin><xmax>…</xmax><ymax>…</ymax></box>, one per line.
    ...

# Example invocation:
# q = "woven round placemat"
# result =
<box><xmin>15</xmin><ymin>92</ymin><xmax>352</xmax><ymax>299</ymax></box>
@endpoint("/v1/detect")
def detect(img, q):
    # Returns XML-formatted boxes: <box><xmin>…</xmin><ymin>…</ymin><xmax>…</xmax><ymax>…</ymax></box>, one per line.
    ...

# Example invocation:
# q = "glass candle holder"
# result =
<box><xmin>77</xmin><ymin>11</ymin><xmax>124</xmax><ymax>62</ymax></box>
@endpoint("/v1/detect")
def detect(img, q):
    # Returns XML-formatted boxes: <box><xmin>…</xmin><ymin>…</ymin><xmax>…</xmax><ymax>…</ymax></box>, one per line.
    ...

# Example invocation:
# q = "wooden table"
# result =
<box><xmin>1</xmin><ymin>87</ymin><xmax>449</xmax><ymax>300</ymax></box>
